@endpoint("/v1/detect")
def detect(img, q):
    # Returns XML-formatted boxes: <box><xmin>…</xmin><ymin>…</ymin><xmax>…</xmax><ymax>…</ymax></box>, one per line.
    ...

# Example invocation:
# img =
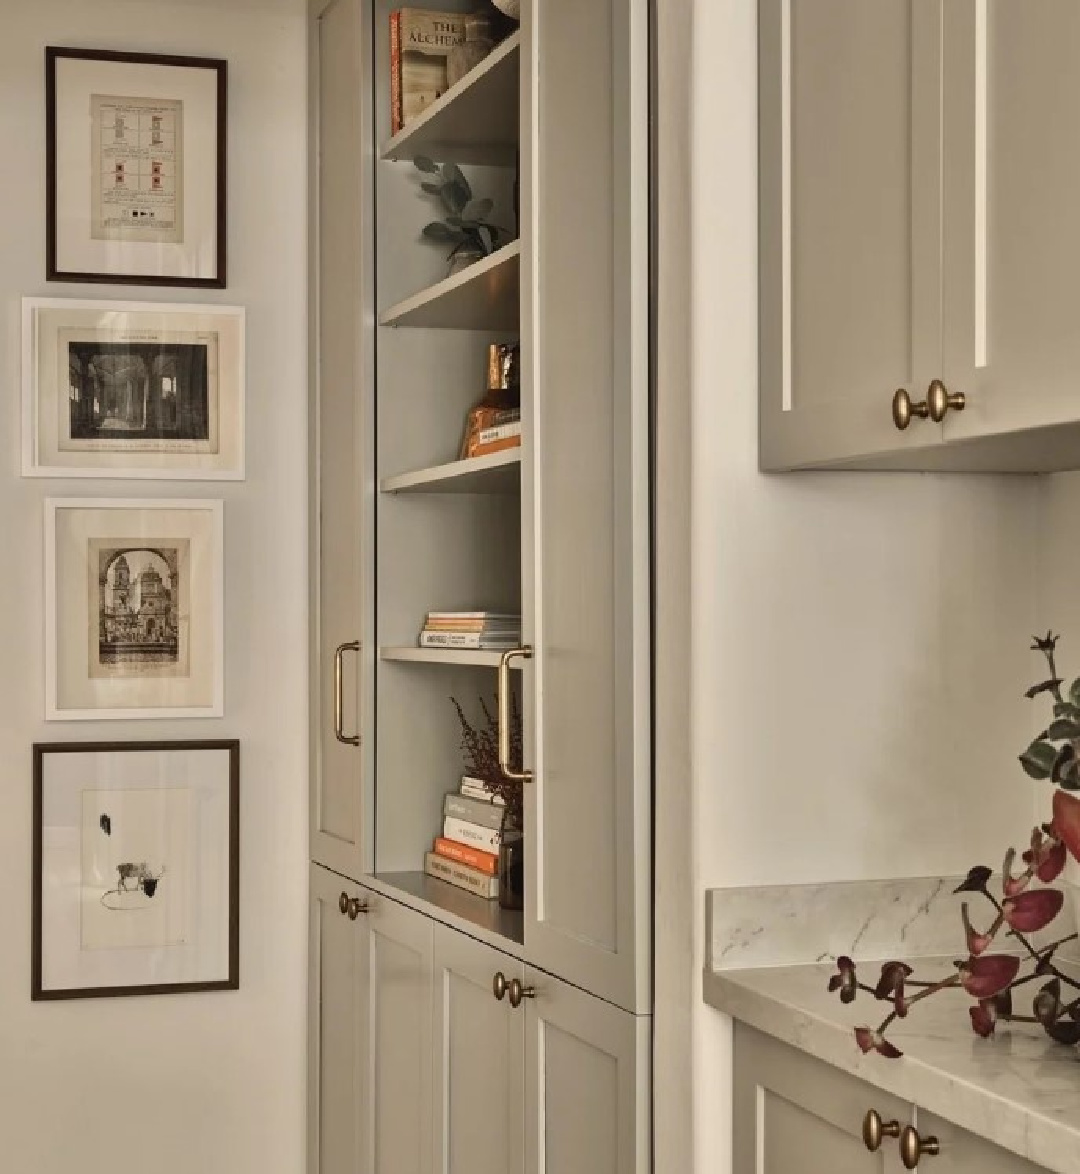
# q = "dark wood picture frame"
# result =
<box><xmin>46</xmin><ymin>47</ymin><xmax>227</xmax><ymax>288</ymax></box>
<box><xmin>32</xmin><ymin>740</ymin><xmax>239</xmax><ymax>1000</ymax></box>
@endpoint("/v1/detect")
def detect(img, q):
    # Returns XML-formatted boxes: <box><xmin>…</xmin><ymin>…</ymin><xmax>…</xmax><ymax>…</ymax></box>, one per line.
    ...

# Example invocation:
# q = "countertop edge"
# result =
<box><xmin>703</xmin><ymin>966</ymin><xmax>1080</xmax><ymax>1174</ymax></box>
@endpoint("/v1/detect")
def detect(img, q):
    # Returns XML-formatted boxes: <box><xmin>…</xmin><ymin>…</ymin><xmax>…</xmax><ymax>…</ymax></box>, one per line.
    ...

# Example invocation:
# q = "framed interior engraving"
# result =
<box><xmin>46</xmin><ymin>48</ymin><xmax>227</xmax><ymax>287</ymax></box>
<box><xmin>33</xmin><ymin>740</ymin><xmax>239</xmax><ymax>999</ymax></box>
<box><xmin>23</xmin><ymin>298</ymin><xmax>245</xmax><ymax>479</ymax></box>
<box><xmin>46</xmin><ymin>499</ymin><xmax>224</xmax><ymax>720</ymax></box>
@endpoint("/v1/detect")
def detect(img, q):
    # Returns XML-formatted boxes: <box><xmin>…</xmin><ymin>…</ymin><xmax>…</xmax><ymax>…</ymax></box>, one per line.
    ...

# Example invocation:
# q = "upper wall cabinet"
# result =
<box><xmin>760</xmin><ymin>0</ymin><xmax>1080</xmax><ymax>473</ymax></box>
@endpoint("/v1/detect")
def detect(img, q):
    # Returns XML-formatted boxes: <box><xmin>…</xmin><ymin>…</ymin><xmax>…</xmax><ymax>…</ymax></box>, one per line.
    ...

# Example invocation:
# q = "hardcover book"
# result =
<box><xmin>445</xmin><ymin>791</ymin><xmax>505</xmax><ymax>832</ymax></box>
<box><xmin>433</xmin><ymin>835</ymin><xmax>498</xmax><ymax>875</ymax></box>
<box><xmin>419</xmin><ymin>630</ymin><xmax>520</xmax><ymax>649</ymax></box>
<box><xmin>443</xmin><ymin>814</ymin><xmax>502</xmax><ymax>853</ymax></box>
<box><xmin>425</xmin><ymin>851</ymin><xmax>499</xmax><ymax>899</ymax></box>
<box><xmin>390</xmin><ymin>9</ymin><xmax>467</xmax><ymax>134</ymax></box>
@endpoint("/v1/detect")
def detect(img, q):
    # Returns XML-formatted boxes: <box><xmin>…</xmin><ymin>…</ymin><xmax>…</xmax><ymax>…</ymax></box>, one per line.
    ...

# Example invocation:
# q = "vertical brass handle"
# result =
<box><xmin>493</xmin><ymin>971</ymin><xmax>509</xmax><ymax>1001</ymax></box>
<box><xmin>862</xmin><ymin>1109</ymin><xmax>900</xmax><ymax>1152</ymax></box>
<box><xmin>508</xmin><ymin>978</ymin><xmax>535</xmax><ymax>1008</ymax></box>
<box><xmin>926</xmin><ymin>379</ymin><xmax>965</xmax><ymax>423</ymax></box>
<box><xmin>498</xmin><ymin>647</ymin><xmax>533</xmax><ymax>782</ymax></box>
<box><xmin>899</xmin><ymin>1126</ymin><xmax>940</xmax><ymax>1169</ymax></box>
<box><xmin>333</xmin><ymin>641</ymin><xmax>361</xmax><ymax>746</ymax></box>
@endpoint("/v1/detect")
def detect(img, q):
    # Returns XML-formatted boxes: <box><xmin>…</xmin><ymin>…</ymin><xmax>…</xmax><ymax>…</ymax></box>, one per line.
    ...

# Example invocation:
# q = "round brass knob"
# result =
<box><xmin>493</xmin><ymin>971</ymin><xmax>508</xmax><ymax>1001</ymax></box>
<box><xmin>339</xmin><ymin>892</ymin><xmax>349</xmax><ymax>915</ymax></box>
<box><xmin>899</xmin><ymin>1125</ymin><xmax>940</xmax><ymax>1169</ymax></box>
<box><xmin>343</xmin><ymin>896</ymin><xmax>368</xmax><ymax>921</ymax></box>
<box><xmin>892</xmin><ymin>388</ymin><xmax>930</xmax><ymax>431</ymax></box>
<box><xmin>926</xmin><ymin>379</ymin><xmax>965</xmax><ymax>423</ymax></box>
<box><xmin>862</xmin><ymin>1109</ymin><xmax>901</xmax><ymax>1152</ymax></box>
<box><xmin>508</xmin><ymin>978</ymin><xmax>536</xmax><ymax>1008</ymax></box>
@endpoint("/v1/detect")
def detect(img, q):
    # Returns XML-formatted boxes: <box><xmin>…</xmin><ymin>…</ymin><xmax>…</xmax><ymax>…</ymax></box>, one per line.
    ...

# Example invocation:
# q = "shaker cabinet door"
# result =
<box><xmin>521</xmin><ymin>0</ymin><xmax>652</xmax><ymax>1017</ymax></box>
<box><xmin>308</xmin><ymin>864</ymin><xmax>366</xmax><ymax>1174</ymax></box>
<box><xmin>759</xmin><ymin>0</ymin><xmax>945</xmax><ymax>469</ymax></box>
<box><xmin>734</xmin><ymin>1025</ymin><xmax>908</xmax><ymax>1174</ymax></box>
<box><xmin>942</xmin><ymin>1</ymin><xmax>1080</xmax><ymax>462</ymax></box>
<box><xmin>310</xmin><ymin>0</ymin><xmax>372</xmax><ymax>882</ymax></box>
<box><xmin>523</xmin><ymin>967</ymin><xmax>650</xmax><ymax>1174</ymax></box>
<box><xmin>431</xmin><ymin>924</ymin><xmax>525</xmax><ymax>1174</ymax></box>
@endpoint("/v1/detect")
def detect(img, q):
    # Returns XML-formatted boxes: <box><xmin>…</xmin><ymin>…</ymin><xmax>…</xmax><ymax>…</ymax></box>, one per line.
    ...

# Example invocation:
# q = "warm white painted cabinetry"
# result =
<box><xmin>734</xmin><ymin>1026</ymin><xmax>1045</xmax><ymax>1174</ymax></box>
<box><xmin>760</xmin><ymin>0</ymin><xmax>1080</xmax><ymax>473</ymax></box>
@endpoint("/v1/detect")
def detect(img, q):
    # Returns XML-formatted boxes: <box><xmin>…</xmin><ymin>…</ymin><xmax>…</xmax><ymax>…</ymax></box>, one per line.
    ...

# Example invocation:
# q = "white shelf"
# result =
<box><xmin>380</xmin><ymin>242</ymin><xmax>520</xmax><ymax>331</ymax></box>
<box><xmin>380</xmin><ymin>646</ymin><xmax>524</xmax><ymax>669</ymax></box>
<box><xmin>367</xmin><ymin>872</ymin><xmax>525</xmax><ymax>951</ymax></box>
<box><xmin>381</xmin><ymin>450</ymin><xmax>521</xmax><ymax>495</ymax></box>
<box><xmin>381</xmin><ymin>32</ymin><xmax>521</xmax><ymax>166</ymax></box>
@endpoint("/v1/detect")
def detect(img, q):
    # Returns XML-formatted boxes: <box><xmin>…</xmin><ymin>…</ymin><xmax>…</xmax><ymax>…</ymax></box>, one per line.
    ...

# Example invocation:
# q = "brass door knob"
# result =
<box><xmin>926</xmin><ymin>379</ymin><xmax>965</xmax><ymax>423</ymax></box>
<box><xmin>892</xmin><ymin>388</ymin><xmax>931</xmax><ymax>430</ymax></box>
<box><xmin>493</xmin><ymin>971</ymin><xmax>508</xmax><ymax>1001</ymax></box>
<box><xmin>899</xmin><ymin>1125</ymin><xmax>940</xmax><ymax>1169</ymax></box>
<box><xmin>508</xmin><ymin>978</ymin><xmax>535</xmax><ymax>1008</ymax></box>
<box><xmin>862</xmin><ymin>1109</ymin><xmax>901</xmax><ymax>1152</ymax></box>
<box><xmin>342</xmin><ymin>895</ymin><xmax>368</xmax><ymax>920</ymax></box>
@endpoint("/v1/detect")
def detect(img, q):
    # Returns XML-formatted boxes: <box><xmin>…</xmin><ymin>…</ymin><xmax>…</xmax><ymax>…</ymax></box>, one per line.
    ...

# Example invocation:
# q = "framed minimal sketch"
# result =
<box><xmin>46</xmin><ymin>499</ymin><xmax>224</xmax><ymax>720</ymax></box>
<box><xmin>23</xmin><ymin>298</ymin><xmax>245</xmax><ymax>479</ymax></box>
<box><xmin>46</xmin><ymin>47</ymin><xmax>227</xmax><ymax>287</ymax></box>
<box><xmin>33</xmin><ymin>740</ymin><xmax>239</xmax><ymax>999</ymax></box>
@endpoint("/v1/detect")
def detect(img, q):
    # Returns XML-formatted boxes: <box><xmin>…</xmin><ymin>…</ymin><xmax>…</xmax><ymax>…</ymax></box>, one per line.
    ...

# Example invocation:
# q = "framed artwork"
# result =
<box><xmin>32</xmin><ymin>740</ymin><xmax>239</xmax><ymax>999</ymax></box>
<box><xmin>23</xmin><ymin>298</ymin><xmax>245</xmax><ymax>479</ymax></box>
<box><xmin>45</xmin><ymin>498</ymin><xmax>224</xmax><ymax>720</ymax></box>
<box><xmin>46</xmin><ymin>47</ymin><xmax>227</xmax><ymax>287</ymax></box>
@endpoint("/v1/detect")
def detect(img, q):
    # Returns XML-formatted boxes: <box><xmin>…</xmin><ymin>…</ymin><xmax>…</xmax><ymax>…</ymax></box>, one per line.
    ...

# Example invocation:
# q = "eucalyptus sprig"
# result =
<box><xmin>414</xmin><ymin>156</ymin><xmax>511</xmax><ymax>268</ymax></box>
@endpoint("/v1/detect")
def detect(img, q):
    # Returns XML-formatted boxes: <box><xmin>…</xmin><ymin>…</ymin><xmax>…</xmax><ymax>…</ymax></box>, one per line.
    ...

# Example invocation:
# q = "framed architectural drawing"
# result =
<box><xmin>32</xmin><ymin>740</ymin><xmax>239</xmax><ymax>999</ymax></box>
<box><xmin>23</xmin><ymin>298</ymin><xmax>245</xmax><ymax>479</ymax></box>
<box><xmin>46</xmin><ymin>47</ymin><xmax>227</xmax><ymax>287</ymax></box>
<box><xmin>45</xmin><ymin>499</ymin><xmax>224</xmax><ymax>720</ymax></box>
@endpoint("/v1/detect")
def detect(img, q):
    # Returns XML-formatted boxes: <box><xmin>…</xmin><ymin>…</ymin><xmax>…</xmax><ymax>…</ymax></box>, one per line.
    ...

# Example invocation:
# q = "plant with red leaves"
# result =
<box><xmin>827</xmin><ymin>634</ymin><xmax>1080</xmax><ymax>1058</ymax></box>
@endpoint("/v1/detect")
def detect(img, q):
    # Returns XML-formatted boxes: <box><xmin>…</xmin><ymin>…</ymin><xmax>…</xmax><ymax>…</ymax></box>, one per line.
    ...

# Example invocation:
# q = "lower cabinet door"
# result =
<box><xmin>432</xmin><ymin>924</ymin><xmax>525</xmax><ymax>1174</ymax></box>
<box><xmin>913</xmin><ymin>1108</ymin><xmax>1045</xmax><ymax>1174</ymax></box>
<box><xmin>308</xmin><ymin>864</ymin><xmax>366</xmax><ymax>1174</ymax></box>
<box><xmin>523</xmin><ymin>967</ymin><xmax>650</xmax><ymax>1174</ymax></box>
<box><xmin>360</xmin><ymin>891</ymin><xmax>434</xmax><ymax>1174</ymax></box>
<box><xmin>734</xmin><ymin>1025</ymin><xmax>907</xmax><ymax>1174</ymax></box>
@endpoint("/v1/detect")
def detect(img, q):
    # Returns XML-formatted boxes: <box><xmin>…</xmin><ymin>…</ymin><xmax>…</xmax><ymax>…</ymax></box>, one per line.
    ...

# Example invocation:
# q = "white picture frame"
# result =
<box><xmin>45</xmin><ymin>498</ymin><xmax>224</xmax><ymax>720</ymax></box>
<box><xmin>23</xmin><ymin>298</ymin><xmax>245</xmax><ymax>480</ymax></box>
<box><xmin>33</xmin><ymin>740</ymin><xmax>239</xmax><ymax>999</ymax></box>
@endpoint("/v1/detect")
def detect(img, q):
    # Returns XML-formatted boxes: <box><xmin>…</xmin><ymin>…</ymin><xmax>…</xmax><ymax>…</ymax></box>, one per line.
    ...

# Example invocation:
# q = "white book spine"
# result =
<box><xmin>460</xmin><ymin>779</ymin><xmax>506</xmax><ymax>806</ymax></box>
<box><xmin>443</xmin><ymin>814</ymin><xmax>501</xmax><ymax>853</ymax></box>
<box><xmin>420</xmin><ymin>631</ymin><xmax>519</xmax><ymax>649</ymax></box>
<box><xmin>477</xmin><ymin>421</ymin><xmax>522</xmax><ymax>445</ymax></box>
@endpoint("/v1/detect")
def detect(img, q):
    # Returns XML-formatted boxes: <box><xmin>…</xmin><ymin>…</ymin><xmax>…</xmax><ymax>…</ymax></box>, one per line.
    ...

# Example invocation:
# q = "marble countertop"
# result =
<box><xmin>704</xmin><ymin>879</ymin><xmax>1080</xmax><ymax>1173</ymax></box>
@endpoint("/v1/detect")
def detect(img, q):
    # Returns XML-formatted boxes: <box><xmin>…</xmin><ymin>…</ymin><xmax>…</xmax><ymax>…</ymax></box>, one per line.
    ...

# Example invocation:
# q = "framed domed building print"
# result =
<box><xmin>45</xmin><ymin>498</ymin><xmax>224</xmax><ymax>720</ymax></box>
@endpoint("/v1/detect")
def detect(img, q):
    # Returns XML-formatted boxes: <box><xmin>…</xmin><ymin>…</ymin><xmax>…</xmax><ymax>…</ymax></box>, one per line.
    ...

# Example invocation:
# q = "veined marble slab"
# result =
<box><xmin>707</xmin><ymin>876</ymin><xmax>1080</xmax><ymax>969</ymax></box>
<box><xmin>704</xmin><ymin>960</ymin><xmax>1080</xmax><ymax>1174</ymax></box>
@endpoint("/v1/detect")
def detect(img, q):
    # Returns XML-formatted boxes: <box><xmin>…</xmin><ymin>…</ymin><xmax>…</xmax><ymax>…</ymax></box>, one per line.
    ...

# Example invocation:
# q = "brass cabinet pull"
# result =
<box><xmin>493</xmin><ymin>971</ymin><xmax>509</xmax><ymax>1001</ymax></box>
<box><xmin>899</xmin><ymin>1125</ymin><xmax>940</xmax><ymax>1169</ymax></box>
<box><xmin>498</xmin><ymin>647</ymin><xmax>533</xmax><ymax>782</ymax></box>
<box><xmin>926</xmin><ymin>379</ymin><xmax>965</xmax><ymax>423</ymax></box>
<box><xmin>333</xmin><ymin>641</ymin><xmax>361</xmax><ymax>746</ymax></box>
<box><xmin>339</xmin><ymin>891</ymin><xmax>349</xmax><ymax>915</ymax></box>
<box><xmin>892</xmin><ymin>381</ymin><xmax>966</xmax><ymax>431</ymax></box>
<box><xmin>338</xmin><ymin>892</ymin><xmax>368</xmax><ymax>920</ymax></box>
<box><xmin>862</xmin><ymin>1109</ymin><xmax>901</xmax><ymax>1152</ymax></box>
<box><xmin>508</xmin><ymin>978</ymin><xmax>535</xmax><ymax>1008</ymax></box>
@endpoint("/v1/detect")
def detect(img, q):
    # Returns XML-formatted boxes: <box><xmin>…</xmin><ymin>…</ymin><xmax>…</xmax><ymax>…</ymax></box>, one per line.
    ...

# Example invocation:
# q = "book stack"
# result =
<box><xmin>418</xmin><ymin>611</ymin><xmax>521</xmax><ymax>650</ymax></box>
<box><xmin>425</xmin><ymin>776</ymin><xmax>506</xmax><ymax>899</ymax></box>
<box><xmin>389</xmin><ymin>9</ymin><xmax>467</xmax><ymax>135</ymax></box>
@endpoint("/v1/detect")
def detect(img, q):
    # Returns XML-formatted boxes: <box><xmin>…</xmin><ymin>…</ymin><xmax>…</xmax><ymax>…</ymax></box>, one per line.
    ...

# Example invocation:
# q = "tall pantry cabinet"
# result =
<box><xmin>307</xmin><ymin>1</ymin><xmax>653</xmax><ymax>1172</ymax></box>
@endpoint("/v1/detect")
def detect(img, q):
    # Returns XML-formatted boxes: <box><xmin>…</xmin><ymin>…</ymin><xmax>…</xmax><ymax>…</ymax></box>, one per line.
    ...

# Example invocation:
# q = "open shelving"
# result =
<box><xmin>379</xmin><ymin>241</ymin><xmax>520</xmax><ymax>331</ymax></box>
<box><xmin>380</xmin><ymin>449</ymin><xmax>521</xmax><ymax>495</ymax></box>
<box><xmin>380</xmin><ymin>31</ymin><xmax>521</xmax><ymax>166</ymax></box>
<box><xmin>380</xmin><ymin>646</ymin><xmax>523</xmax><ymax>669</ymax></box>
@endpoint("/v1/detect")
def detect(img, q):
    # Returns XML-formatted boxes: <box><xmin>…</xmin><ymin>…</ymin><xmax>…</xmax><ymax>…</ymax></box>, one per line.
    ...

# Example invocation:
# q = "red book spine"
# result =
<box><xmin>390</xmin><ymin>11</ymin><xmax>403</xmax><ymax>136</ymax></box>
<box><xmin>433</xmin><ymin>836</ymin><xmax>498</xmax><ymax>876</ymax></box>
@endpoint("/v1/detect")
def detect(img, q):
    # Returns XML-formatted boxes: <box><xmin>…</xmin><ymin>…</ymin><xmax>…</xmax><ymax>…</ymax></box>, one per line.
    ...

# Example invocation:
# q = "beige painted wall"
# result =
<box><xmin>685</xmin><ymin>2</ymin><xmax>1044</xmax><ymax>1170</ymax></box>
<box><xmin>0</xmin><ymin>2</ymin><xmax>308</xmax><ymax>1171</ymax></box>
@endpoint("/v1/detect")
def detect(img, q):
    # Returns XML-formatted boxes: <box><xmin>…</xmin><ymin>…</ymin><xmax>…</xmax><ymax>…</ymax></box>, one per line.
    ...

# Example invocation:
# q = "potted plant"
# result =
<box><xmin>414</xmin><ymin>156</ymin><xmax>512</xmax><ymax>276</ymax></box>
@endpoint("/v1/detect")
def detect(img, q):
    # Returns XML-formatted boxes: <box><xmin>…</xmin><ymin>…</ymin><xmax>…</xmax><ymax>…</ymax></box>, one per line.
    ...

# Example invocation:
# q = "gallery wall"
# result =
<box><xmin>686</xmin><ymin>2</ymin><xmax>1043</xmax><ymax>1171</ymax></box>
<box><xmin>0</xmin><ymin>1</ymin><xmax>308</xmax><ymax>1172</ymax></box>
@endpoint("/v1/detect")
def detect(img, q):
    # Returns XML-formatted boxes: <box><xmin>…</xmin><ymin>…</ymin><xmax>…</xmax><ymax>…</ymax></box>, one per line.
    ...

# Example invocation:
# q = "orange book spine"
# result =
<box><xmin>433</xmin><ymin>836</ymin><xmax>498</xmax><ymax>875</ymax></box>
<box><xmin>390</xmin><ymin>11</ymin><xmax>403</xmax><ymax>136</ymax></box>
<box><xmin>469</xmin><ymin>434</ymin><xmax>522</xmax><ymax>459</ymax></box>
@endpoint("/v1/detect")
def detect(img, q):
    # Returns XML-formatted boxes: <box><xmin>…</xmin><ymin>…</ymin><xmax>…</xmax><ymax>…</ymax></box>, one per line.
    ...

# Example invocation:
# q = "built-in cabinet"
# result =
<box><xmin>307</xmin><ymin>0</ymin><xmax>652</xmax><ymax>1165</ymax></box>
<box><xmin>733</xmin><ymin>1026</ymin><xmax>1046</xmax><ymax>1174</ymax></box>
<box><xmin>760</xmin><ymin>0</ymin><xmax>1080</xmax><ymax>473</ymax></box>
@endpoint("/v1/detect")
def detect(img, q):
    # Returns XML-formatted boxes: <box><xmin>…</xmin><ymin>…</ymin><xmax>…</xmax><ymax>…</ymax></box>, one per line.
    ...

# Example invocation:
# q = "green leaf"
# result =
<box><xmin>414</xmin><ymin>155</ymin><xmax>439</xmax><ymax>173</ymax></box>
<box><xmin>1069</xmin><ymin>678</ymin><xmax>1080</xmax><ymax>707</ymax></box>
<box><xmin>1053</xmin><ymin>702</ymin><xmax>1080</xmax><ymax>720</ymax></box>
<box><xmin>462</xmin><ymin>197</ymin><xmax>493</xmax><ymax>222</ymax></box>
<box><xmin>1020</xmin><ymin>739</ymin><xmax>1058</xmax><ymax>780</ymax></box>
<box><xmin>475</xmin><ymin>224</ymin><xmax>494</xmax><ymax>254</ymax></box>
<box><xmin>422</xmin><ymin>222</ymin><xmax>462</xmax><ymax>243</ymax></box>
<box><xmin>1049</xmin><ymin>719</ymin><xmax>1080</xmax><ymax>740</ymax></box>
<box><xmin>441</xmin><ymin>162</ymin><xmax>469</xmax><ymax>190</ymax></box>
<box><xmin>445</xmin><ymin>181</ymin><xmax>471</xmax><ymax>214</ymax></box>
<box><xmin>420</xmin><ymin>181</ymin><xmax>444</xmax><ymax>196</ymax></box>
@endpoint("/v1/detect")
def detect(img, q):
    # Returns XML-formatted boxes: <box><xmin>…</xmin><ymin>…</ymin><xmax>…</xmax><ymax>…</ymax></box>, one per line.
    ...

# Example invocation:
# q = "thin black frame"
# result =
<box><xmin>45</xmin><ymin>47</ymin><xmax>228</xmax><ymax>288</ymax></box>
<box><xmin>32</xmin><ymin>739</ymin><xmax>240</xmax><ymax>1000</ymax></box>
